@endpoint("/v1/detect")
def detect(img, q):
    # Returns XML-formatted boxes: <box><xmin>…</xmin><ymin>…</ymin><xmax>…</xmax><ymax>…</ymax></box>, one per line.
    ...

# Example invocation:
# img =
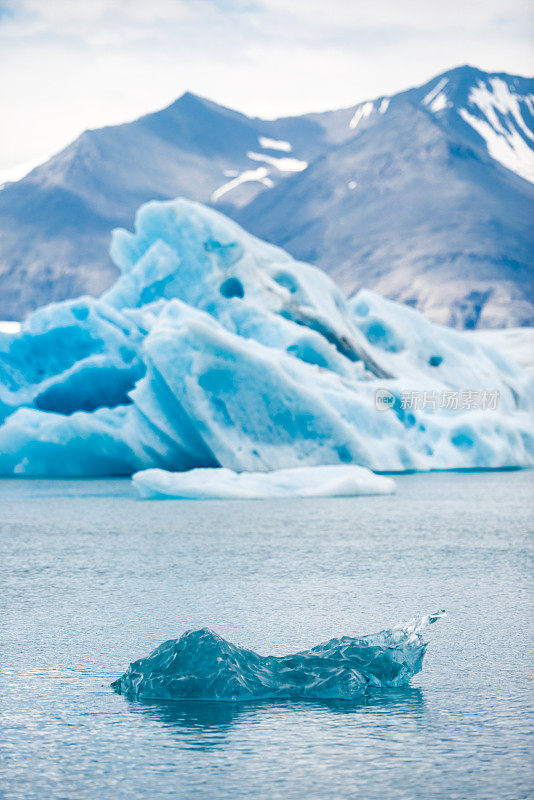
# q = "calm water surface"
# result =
<box><xmin>1</xmin><ymin>471</ymin><xmax>533</xmax><ymax>800</ymax></box>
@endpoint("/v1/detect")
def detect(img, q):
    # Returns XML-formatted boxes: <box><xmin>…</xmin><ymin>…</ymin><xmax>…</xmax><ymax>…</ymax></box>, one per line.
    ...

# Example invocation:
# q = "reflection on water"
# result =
<box><xmin>122</xmin><ymin>688</ymin><xmax>426</xmax><ymax>749</ymax></box>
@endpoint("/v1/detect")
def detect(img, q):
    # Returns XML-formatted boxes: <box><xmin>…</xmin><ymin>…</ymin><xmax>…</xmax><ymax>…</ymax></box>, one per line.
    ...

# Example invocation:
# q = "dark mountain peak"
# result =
<box><xmin>158</xmin><ymin>90</ymin><xmax>252</xmax><ymax>126</ymax></box>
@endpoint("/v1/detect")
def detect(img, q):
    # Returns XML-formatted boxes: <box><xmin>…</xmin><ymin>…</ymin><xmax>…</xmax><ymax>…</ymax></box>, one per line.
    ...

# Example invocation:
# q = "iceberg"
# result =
<box><xmin>132</xmin><ymin>464</ymin><xmax>396</xmax><ymax>500</ymax></box>
<box><xmin>111</xmin><ymin>613</ymin><xmax>446</xmax><ymax>702</ymax></box>
<box><xmin>0</xmin><ymin>197</ymin><xmax>533</xmax><ymax>477</ymax></box>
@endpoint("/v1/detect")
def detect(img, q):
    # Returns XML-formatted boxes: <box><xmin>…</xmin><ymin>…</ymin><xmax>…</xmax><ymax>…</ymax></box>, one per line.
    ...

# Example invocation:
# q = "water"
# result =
<box><xmin>1</xmin><ymin>471</ymin><xmax>533</xmax><ymax>800</ymax></box>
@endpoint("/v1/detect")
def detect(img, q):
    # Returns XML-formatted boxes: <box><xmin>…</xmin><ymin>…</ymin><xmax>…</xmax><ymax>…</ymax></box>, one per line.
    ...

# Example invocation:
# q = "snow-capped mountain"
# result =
<box><xmin>0</xmin><ymin>65</ymin><xmax>532</xmax><ymax>326</ymax></box>
<box><xmin>238</xmin><ymin>66</ymin><xmax>534</xmax><ymax>329</ymax></box>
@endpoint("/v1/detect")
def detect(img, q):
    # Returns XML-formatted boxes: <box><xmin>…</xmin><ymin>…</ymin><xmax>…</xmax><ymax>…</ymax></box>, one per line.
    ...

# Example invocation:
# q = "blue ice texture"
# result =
<box><xmin>0</xmin><ymin>198</ymin><xmax>533</xmax><ymax>482</ymax></box>
<box><xmin>111</xmin><ymin>612</ymin><xmax>446</xmax><ymax>702</ymax></box>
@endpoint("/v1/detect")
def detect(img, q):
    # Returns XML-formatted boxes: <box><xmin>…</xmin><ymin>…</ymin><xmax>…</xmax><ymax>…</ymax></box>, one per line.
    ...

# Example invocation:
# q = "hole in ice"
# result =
<box><xmin>34</xmin><ymin>364</ymin><xmax>145</xmax><ymax>415</ymax></box>
<box><xmin>360</xmin><ymin>319</ymin><xmax>403</xmax><ymax>352</ymax></box>
<box><xmin>272</xmin><ymin>271</ymin><xmax>300</xmax><ymax>294</ymax></box>
<box><xmin>428</xmin><ymin>355</ymin><xmax>443</xmax><ymax>367</ymax></box>
<box><xmin>71</xmin><ymin>306</ymin><xmax>89</xmax><ymax>321</ymax></box>
<box><xmin>219</xmin><ymin>277</ymin><xmax>245</xmax><ymax>299</ymax></box>
<box><xmin>336</xmin><ymin>445</ymin><xmax>352</xmax><ymax>463</ymax></box>
<box><xmin>353</xmin><ymin>301</ymin><xmax>369</xmax><ymax>317</ymax></box>
<box><xmin>2</xmin><ymin>327</ymin><xmax>100</xmax><ymax>390</ymax></box>
<box><xmin>286</xmin><ymin>341</ymin><xmax>329</xmax><ymax>369</ymax></box>
<box><xmin>451</xmin><ymin>428</ymin><xmax>474</xmax><ymax>449</ymax></box>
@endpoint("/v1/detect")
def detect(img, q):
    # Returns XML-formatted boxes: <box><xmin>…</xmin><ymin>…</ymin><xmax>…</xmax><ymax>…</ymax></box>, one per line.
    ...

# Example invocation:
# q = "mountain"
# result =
<box><xmin>0</xmin><ymin>65</ymin><xmax>532</xmax><ymax>327</ymax></box>
<box><xmin>237</xmin><ymin>66</ymin><xmax>534</xmax><ymax>328</ymax></box>
<box><xmin>0</xmin><ymin>94</ymin><xmax>352</xmax><ymax>320</ymax></box>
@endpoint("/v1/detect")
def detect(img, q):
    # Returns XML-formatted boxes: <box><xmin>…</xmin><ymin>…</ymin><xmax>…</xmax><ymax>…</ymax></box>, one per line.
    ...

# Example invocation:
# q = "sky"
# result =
<box><xmin>1</xmin><ymin>0</ymin><xmax>533</xmax><ymax>181</ymax></box>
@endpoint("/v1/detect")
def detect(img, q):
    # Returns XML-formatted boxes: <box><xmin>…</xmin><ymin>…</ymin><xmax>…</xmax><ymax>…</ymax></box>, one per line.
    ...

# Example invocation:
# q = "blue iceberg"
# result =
<box><xmin>111</xmin><ymin>613</ymin><xmax>446</xmax><ymax>702</ymax></box>
<box><xmin>0</xmin><ymin>197</ymin><xmax>533</xmax><ymax>477</ymax></box>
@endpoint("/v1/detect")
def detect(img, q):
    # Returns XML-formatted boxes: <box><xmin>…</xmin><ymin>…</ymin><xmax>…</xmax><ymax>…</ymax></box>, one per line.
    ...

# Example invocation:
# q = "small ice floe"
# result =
<box><xmin>132</xmin><ymin>464</ymin><xmax>396</xmax><ymax>500</ymax></box>
<box><xmin>111</xmin><ymin>613</ymin><xmax>446</xmax><ymax>702</ymax></box>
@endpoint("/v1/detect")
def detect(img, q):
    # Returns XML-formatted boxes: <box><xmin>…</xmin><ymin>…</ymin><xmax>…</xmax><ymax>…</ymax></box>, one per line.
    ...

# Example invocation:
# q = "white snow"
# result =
<box><xmin>246</xmin><ymin>151</ymin><xmax>307</xmax><ymax>173</ymax></box>
<box><xmin>133</xmin><ymin>464</ymin><xmax>396</xmax><ymax>500</ymax></box>
<box><xmin>379</xmin><ymin>98</ymin><xmax>390</xmax><ymax>114</ymax></box>
<box><xmin>459</xmin><ymin>108</ymin><xmax>534</xmax><ymax>183</ymax></box>
<box><xmin>211</xmin><ymin>167</ymin><xmax>274</xmax><ymax>201</ymax></box>
<box><xmin>470</xmin><ymin>79</ymin><xmax>534</xmax><ymax>142</ymax></box>
<box><xmin>465</xmin><ymin>327</ymin><xmax>534</xmax><ymax>374</ymax></box>
<box><xmin>429</xmin><ymin>93</ymin><xmax>448</xmax><ymax>113</ymax></box>
<box><xmin>0</xmin><ymin>321</ymin><xmax>21</xmax><ymax>334</ymax></box>
<box><xmin>459</xmin><ymin>79</ymin><xmax>534</xmax><ymax>183</ymax></box>
<box><xmin>349</xmin><ymin>102</ymin><xmax>374</xmax><ymax>129</ymax></box>
<box><xmin>258</xmin><ymin>137</ymin><xmax>292</xmax><ymax>152</ymax></box>
<box><xmin>423</xmin><ymin>78</ymin><xmax>449</xmax><ymax>107</ymax></box>
<box><xmin>0</xmin><ymin>155</ymin><xmax>47</xmax><ymax>189</ymax></box>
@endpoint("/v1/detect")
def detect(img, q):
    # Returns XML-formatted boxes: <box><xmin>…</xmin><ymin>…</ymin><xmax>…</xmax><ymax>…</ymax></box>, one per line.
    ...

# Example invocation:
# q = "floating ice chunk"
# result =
<box><xmin>132</xmin><ymin>464</ymin><xmax>396</xmax><ymax>500</ymax></box>
<box><xmin>111</xmin><ymin>613</ymin><xmax>445</xmax><ymax>702</ymax></box>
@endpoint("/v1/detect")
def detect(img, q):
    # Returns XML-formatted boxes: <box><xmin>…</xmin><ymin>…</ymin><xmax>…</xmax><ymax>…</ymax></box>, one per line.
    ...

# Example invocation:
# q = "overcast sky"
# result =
<box><xmin>1</xmin><ymin>0</ymin><xmax>533</xmax><ymax>180</ymax></box>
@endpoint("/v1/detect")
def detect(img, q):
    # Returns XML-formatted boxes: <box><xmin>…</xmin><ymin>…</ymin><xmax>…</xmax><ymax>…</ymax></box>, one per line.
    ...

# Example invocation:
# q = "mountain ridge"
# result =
<box><xmin>0</xmin><ymin>64</ymin><xmax>532</xmax><ymax>327</ymax></box>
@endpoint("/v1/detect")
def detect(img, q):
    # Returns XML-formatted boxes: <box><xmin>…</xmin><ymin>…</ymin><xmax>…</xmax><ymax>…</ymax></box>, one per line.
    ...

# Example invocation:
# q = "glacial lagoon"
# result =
<box><xmin>1</xmin><ymin>470</ymin><xmax>533</xmax><ymax>800</ymax></box>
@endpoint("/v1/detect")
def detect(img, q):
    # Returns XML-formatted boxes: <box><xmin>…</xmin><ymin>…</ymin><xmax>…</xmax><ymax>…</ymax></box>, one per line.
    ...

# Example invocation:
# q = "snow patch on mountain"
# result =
<box><xmin>258</xmin><ymin>136</ymin><xmax>292</xmax><ymax>152</ymax></box>
<box><xmin>211</xmin><ymin>167</ymin><xmax>274</xmax><ymax>201</ymax></box>
<box><xmin>429</xmin><ymin>93</ymin><xmax>448</xmax><ymax>113</ymax></box>
<box><xmin>458</xmin><ymin>78</ymin><xmax>534</xmax><ymax>182</ymax></box>
<box><xmin>379</xmin><ymin>98</ymin><xmax>390</xmax><ymax>114</ymax></box>
<box><xmin>247</xmin><ymin>151</ymin><xmax>308</xmax><ymax>173</ymax></box>
<box><xmin>423</xmin><ymin>77</ymin><xmax>449</xmax><ymax>106</ymax></box>
<box><xmin>349</xmin><ymin>102</ymin><xmax>374</xmax><ymax>129</ymax></box>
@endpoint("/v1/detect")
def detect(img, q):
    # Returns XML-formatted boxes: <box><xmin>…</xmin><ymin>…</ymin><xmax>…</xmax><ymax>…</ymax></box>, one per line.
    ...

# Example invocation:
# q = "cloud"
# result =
<box><xmin>1</xmin><ymin>0</ymin><xmax>532</xmax><ymax>171</ymax></box>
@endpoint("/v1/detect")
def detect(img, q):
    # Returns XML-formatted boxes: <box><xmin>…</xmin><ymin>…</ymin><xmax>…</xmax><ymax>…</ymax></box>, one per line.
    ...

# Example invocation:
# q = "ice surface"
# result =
<box><xmin>0</xmin><ymin>197</ymin><xmax>533</xmax><ymax>477</ymax></box>
<box><xmin>466</xmin><ymin>328</ymin><xmax>534</xmax><ymax>375</ymax></box>
<box><xmin>111</xmin><ymin>613</ymin><xmax>445</xmax><ymax>702</ymax></box>
<box><xmin>132</xmin><ymin>464</ymin><xmax>395</xmax><ymax>500</ymax></box>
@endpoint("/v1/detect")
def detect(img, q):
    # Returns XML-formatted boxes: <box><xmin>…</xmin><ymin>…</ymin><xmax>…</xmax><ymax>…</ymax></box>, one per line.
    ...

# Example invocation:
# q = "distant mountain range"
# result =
<box><xmin>0</xmin><ymin>65</ymin><xmax>533</xmax><ymax>327</ymax></box>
